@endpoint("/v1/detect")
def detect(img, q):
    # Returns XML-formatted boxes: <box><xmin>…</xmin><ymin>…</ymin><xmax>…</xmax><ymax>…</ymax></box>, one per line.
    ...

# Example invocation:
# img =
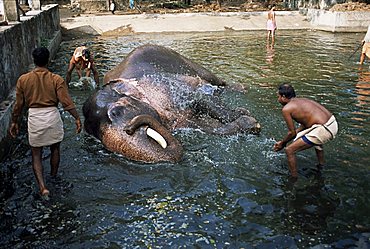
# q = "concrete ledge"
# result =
<box><xmin>306</xmin><ymin>8</ymin><xmax>370</xmax><ymax>32</ymax></box>
<box><xmin>61</xmin><ymin>11</ymin><xmax>312</xmax><ymax>35</ymax></box>
<box><xmin>0</xmin><ymin>94</ymin><xmax>15</xmax><ymax>160</ymax></box>
<box><xmin>48</xmin><ymin>30</ymin><xmax>62</xmax><ymax>59</ymax></box>
<box><xmin>0</xmin><ymin>96</ymin><xmax>13</xmax><ymax>136</ymax></box>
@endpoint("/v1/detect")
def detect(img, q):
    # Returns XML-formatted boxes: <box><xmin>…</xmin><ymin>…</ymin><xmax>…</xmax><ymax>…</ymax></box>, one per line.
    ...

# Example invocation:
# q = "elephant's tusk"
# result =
<box><xmin>146</xmin><ymin>128</ymin><xmax>168</xmax><ymax>149</ymax></box>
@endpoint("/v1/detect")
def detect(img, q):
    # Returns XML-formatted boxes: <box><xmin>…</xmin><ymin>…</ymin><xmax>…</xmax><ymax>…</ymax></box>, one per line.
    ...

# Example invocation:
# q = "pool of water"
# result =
<box><xmin>1</xmin><ymin>30</ymin><xmax>369</xmax><ymax>248</ymax></box>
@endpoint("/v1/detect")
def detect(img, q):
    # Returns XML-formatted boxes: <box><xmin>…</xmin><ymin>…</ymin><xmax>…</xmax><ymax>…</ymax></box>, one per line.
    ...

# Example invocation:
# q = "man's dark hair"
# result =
<box><xmin>32</xmin><ymin>47</ymin><xmax>49</xmax><ymax>67</ymax></box>
<box><xmin>278</xmin><ymin>84</ymin><xmax>296</xmax><ymax>99</ymax></box>
<box><xmin>82</xmin><ymin>49</ymin><xmax>90</xmax><ymax>60</ymax></box>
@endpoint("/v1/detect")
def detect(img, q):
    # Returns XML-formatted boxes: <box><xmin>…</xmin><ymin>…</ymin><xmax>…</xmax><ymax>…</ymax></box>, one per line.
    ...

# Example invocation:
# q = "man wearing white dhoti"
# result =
<box><xmin>10</xmin><ymin>47</ymin><xmax>82</xmax><ymax>197</ymax></box>
<box><xmin>273</xmin><ymin>84</ymin><xmax>338</xmax><ymax>178</ymax></box>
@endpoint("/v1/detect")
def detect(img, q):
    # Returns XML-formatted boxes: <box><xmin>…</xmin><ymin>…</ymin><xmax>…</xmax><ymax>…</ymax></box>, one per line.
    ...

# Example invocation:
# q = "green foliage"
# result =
<box><xmin>40</xmin><ymin>38</ymin><xmax>49</xmax><ymax>48</ymax></box>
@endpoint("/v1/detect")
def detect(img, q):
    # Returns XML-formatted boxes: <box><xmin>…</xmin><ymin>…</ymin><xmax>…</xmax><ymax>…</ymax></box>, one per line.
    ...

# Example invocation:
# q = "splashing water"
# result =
<box><xmin>1</xmin><ymin>30</ymin><xmax>369</xmax><ymax>248</ymax></box>
<box><xmin>70</xmin><ymin>76</ymin><xmax>96</xmax><ymax>90</ymax></box>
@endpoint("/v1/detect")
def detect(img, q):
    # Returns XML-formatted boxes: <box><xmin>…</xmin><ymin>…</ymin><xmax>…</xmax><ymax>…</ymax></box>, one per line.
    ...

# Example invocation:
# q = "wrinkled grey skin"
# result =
<box><xmin>83</xmin><ymin>44</ymin><xmax>260</xmax><ymax>163</ymax></box>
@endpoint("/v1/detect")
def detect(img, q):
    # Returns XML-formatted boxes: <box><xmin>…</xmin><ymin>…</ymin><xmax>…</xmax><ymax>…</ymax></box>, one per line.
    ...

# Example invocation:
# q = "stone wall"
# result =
<box><xmin>71</xmin><ymin>0</ymin><xmax>350</xmax><ymax>12</ymax></box>
<box><xmin>0</xmin><ymin>4</ymin><xmax>62</xmax><ymax>161</ymax></box>
<box><xmin>71</xmin><ymin>0</ymin><xmax>108</xmax><ymax>11</ymax></box>
<box><xmin>295</xmin><ymin>0</ymin><xmax>346</xmax><ymax>9</ymax></box>
<box><xmin>306</xmin><ymin>8</ymin><xmax>370</xmax><ymax>32</ymax></box>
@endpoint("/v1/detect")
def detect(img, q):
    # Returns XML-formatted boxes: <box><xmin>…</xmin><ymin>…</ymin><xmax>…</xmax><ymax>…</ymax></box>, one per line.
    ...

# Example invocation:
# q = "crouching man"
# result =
<box><xmin>273</xmin><ymin>84</ymin><xmax>338</xmax><ymax>178</ymax></box>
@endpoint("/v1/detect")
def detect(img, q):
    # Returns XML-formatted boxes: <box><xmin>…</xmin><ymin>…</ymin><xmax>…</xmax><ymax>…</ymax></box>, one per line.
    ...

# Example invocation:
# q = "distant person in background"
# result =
<box><xmin>266</xmin><ymin>4</ymin><xmax>277</xmax><ymax>46</ymax></box>
<box><xmin>66</xmin><ymin>46</ymin><xmax>99</xmax><ymax>88</ymax></box>
<box><xmin>17</xmin><ymin>0</ymin><xmax>26</xmax><ymax>16</ymax></box>
<box><xmin>10</xmin><ymin>47</ymin><xmax>82</xmax><ymax>197</ymax></box>
<box><xmin>110</xmin><ymin>0</ymin><xmax>116</xmax><ymax>14</ymax></box>
<box><xmin>359</xmin><ymin>25</ymin><xmax>370</xmax><ymax>65</ymax></box>
<box><xmin>129</xmin><ymin>0</ymin><xmax>134</xmax><ymax>9</ymax></box>
<box><xmin>28</xmin><ymin>0</ymin><xmax>33</xmax><ymax>10</ymax></box>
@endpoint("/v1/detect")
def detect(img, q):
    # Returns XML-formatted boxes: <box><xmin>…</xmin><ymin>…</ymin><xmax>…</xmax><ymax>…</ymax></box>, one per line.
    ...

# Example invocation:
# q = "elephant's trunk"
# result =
<box><xmin>123</xmin><ymin>114</ymin><xmax>183</xmax><ymax>162</ymax></box>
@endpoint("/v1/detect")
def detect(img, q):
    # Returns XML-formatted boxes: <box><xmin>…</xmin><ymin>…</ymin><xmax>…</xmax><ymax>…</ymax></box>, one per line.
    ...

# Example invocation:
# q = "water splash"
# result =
<box><xmin>69</xmin><ymin>77</ymin><xmax>96</xmax><ymax>90</ymax></box>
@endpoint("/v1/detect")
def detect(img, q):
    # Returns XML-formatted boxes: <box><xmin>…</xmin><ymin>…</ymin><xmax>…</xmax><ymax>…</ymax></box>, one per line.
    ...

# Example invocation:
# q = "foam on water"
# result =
<box><xmin>70</xmin><ymin>76</ymin><xmax>96</xmax><ymax>90</ymax></box>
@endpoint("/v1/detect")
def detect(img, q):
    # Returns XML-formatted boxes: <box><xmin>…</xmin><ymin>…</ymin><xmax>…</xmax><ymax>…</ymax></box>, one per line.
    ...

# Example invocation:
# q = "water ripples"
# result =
<box><xmin>1</xmin><ymin>30</ymin><xmax>370</xmax><ymax>248</ymax></box>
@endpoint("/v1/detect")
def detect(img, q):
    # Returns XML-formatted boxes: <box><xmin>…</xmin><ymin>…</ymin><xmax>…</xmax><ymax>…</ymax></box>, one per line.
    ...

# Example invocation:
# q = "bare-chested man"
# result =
<box><xmin>66</xmin><ymin>46</ymin><xmax>99</xmax><ymax>88</ymax></box>
<box><xmin>266</xmin><ymin>4</ymin><xmax>277</xmax><ymax>45</ymax></box>
<box><xmin>273</xmin><ymin>84</ymin><xmax>338</xmax><ymax>178</ymax></box>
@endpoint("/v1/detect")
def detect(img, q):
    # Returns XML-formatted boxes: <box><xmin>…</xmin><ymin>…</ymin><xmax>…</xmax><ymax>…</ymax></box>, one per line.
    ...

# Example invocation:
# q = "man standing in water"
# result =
<box><xmin>10</xmin><ymin>47</ymin><xmax>82</xmax><ymax>197</ymax></box>
<box><xmin>273</xmin><ymin>84</ymin><xmax>338</xmax><ymax>178</ymax></box>
<box><xmin>266</xmin><ymin>4</ymin><xmax>277</xmax><ymax>46</ymax></box>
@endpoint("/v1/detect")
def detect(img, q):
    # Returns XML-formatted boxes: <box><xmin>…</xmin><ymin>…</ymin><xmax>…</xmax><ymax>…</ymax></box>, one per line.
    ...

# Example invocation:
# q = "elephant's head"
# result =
<box><xmin>84</xmin><ymin>92</ymin><xmax>183</xmax><ymax>163</ymax></box>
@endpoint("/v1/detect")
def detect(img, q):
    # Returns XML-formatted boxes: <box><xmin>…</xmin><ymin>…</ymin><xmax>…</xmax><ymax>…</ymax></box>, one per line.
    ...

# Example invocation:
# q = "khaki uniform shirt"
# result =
<box><xmin>12</xmin><ymin>67</ymin><xmax>76</xmax><ymax>123</ymax></box>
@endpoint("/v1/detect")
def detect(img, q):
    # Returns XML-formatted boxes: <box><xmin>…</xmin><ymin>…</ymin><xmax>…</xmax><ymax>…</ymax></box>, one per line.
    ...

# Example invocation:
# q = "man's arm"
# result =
<box><xmin>65</xmin><ymin>62</ymin><xmax>75</xmax><ymax>87</ymax></box>
<box><xmin>91</xmin><ymin>64</ymin><xmax>99</xmax><ymax>86</ymax></box>
<box><xmin>360</xmin><ymin>41</ymin><xmax>368</xmax><ymax>65</ymax></box>
<box><xmin>295</xmin><ymin>124</ymin><xmax>305</xmax><ymax>134</ymax></box>
<box><xmin>274</xmin><ymin>108</ymin><xmax>297</xmax><ymax>151</ymax></box>
<box><xmin>10</xmin><ymin>80</ymin><xmax>25</xmax><ymax>138</ymax></box>
<box><xmin>360</xmin><ymin>52</ymin><xmax>366</xmax><ymax>65</ymax></box>
<box><xmin>67</xmin><ymin>108</ymin><xmax>82</xmax><ymax>134</ymax></box>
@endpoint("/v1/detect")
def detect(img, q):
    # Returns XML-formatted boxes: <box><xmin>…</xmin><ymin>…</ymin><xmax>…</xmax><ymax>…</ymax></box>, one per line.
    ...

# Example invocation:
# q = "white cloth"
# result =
<box><xmin>110</xmin><ymin>2</ymin><xmax>115</xmax><ymax>11</ymax></box>
<box><xmin>294</xmin><ymin>115</ymin><xmax>338</xmax><ymax>150</ymax></box>
<box><xmin>28</xmin><ymin>107</ymin><xmax>64</xmax><ymax>147</ymax></box>
<box><xmin>73</xmin><ymin>46</ymin><xmax>87</xmax><ymax>60</ymax></box>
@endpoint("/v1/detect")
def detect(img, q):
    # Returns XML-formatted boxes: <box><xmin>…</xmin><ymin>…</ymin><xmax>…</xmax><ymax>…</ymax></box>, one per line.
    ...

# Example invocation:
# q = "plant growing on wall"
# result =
<box><xmin>40</xmin><ymin>38</ymin><xmax>49</xmax><ymax>48</ymax></box>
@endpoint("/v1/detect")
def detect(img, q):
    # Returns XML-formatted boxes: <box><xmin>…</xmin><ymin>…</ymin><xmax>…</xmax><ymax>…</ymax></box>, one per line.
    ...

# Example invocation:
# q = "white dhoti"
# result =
<box><xmin>294</xmin><ymin>115</ymin><xmax>338</xmax><ymax>150</ymax></box>
<box><xmin>28</xmin><ymin>107</ymin><xmax>64</xmax><ymax>147</ymax></box>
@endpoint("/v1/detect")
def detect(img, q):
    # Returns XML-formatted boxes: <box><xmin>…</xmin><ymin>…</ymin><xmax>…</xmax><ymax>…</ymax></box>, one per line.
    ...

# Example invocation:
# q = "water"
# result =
<box><xmin>1</xmin><ymin>30</ymin><xmax>369</xmax><ymax>248</ymax></box>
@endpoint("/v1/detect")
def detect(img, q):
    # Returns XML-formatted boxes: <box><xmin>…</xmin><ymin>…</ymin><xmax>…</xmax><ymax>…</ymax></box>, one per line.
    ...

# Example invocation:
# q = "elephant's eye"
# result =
<box><xmin>108</xmin><ymin>106</ymin><xmax>124</xmax><ymax>121</ymax></box>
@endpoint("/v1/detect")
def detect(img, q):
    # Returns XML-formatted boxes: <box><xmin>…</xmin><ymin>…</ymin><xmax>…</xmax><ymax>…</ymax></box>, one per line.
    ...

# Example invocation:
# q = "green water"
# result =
<box><xmin>0</xmin><ymin>30</ymin><xmax>369</xmax><ymax>248</ymax></box>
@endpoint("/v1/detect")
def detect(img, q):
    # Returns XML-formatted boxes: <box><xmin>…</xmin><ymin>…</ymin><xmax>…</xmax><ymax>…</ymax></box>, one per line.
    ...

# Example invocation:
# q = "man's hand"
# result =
<box><xmin>75</xmin><ymin>119</ymin><xmax>82</xmax><ymax>133</ymax></box>
<box><xmin>273</xmin><ymin>141</ymin><xmax>284</xmax><ymax>152</ymax></box>
<box><xmin>9</xmin><ymin>122</ymin><xmax>19</xmax><ymax>138</ymax></box>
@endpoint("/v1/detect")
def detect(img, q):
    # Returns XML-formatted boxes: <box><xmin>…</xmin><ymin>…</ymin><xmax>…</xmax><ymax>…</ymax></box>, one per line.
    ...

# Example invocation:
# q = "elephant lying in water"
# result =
<box><xmin>83</xmin><ymin>44</ymin><xmax>261</xmax><ymax>163</ymax></box>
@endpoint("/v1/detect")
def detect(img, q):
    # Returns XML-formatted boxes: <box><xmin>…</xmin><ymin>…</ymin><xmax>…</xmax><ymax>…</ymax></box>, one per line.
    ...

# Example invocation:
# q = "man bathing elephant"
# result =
<box><xmin>83</xmin><ymin>44</ymin><xmax>261</xmax><ymax>163</ymax></box>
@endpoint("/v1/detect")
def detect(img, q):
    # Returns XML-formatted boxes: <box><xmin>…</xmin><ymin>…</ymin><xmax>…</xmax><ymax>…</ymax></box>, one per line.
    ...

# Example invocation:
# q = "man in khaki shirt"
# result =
<box><xmin>10</xmin><ymin>47</ymin><xmax>82</xmax><ymax>197</ymax></box>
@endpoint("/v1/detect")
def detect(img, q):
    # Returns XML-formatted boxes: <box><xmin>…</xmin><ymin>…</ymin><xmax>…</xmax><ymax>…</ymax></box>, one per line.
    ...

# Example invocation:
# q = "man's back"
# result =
<box><xmin>283</xmin><ymin>97</ymin><xmax>332</xmax><ymax>128</ymax></box>
<box><xmin>18</xmin><ymin>68</ymin><xmax>63</xmax><ymax>108</ymax></box>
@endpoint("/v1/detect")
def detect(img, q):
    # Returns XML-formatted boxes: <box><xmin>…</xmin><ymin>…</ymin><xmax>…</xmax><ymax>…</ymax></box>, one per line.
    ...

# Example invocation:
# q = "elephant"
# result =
<box><xmin>82</xmin><ymin>44</ymin><xmax>261</xmax><ymax>163</ymax></box>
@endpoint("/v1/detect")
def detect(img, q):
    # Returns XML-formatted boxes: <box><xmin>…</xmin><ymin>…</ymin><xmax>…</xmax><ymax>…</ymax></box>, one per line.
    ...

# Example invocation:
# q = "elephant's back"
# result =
<box><xmin>104</xmin><ymin>44</ymin><xmax>226</xmax><ymax>86</ymax></box>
